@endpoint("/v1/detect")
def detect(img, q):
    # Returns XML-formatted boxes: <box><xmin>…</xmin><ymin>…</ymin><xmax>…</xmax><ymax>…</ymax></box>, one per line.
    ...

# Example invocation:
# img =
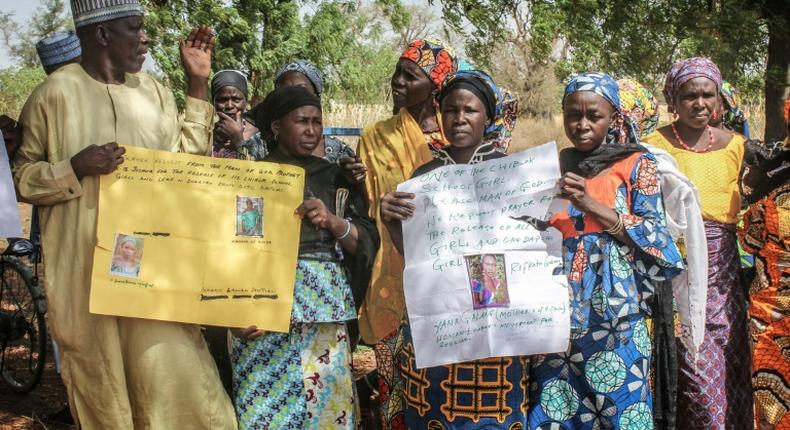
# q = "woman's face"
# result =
<box><xmin>482</xmin><ymin>255</ymin><xmax>497</xmax><ymax>277</ymax></box>
<box><xmin>674</xmin><ymin>77</ymin><xmax>719</xmax><ymax>129</ymax></box>
<box><xmin>390</xmin><ymin>59</ymin><xmax>434</xmax><ymax>112</ymax></box>
<box><xmin>214</xmin><ymin>86</ymin><xmax>247</xmax><ymax>117</ymax></box>
<box><xmin>563</xmin><ymin>91</ymin><xmax>615</xmax><ymax>152</ymax></box>
<box><xmin>441</xmin><ymin>88</ymin><xmax>488</xmax><ymax>150</ymax></box>
<box><xmin>276</xmin><ymin>71</ymin><xmax>317</xmax><ymax>96</ymax></box>
<box><xmin>272</xmin><ymin>106</ymin><xmax>322</xmax><ymax>157</ymax></box>
<box><xmin>121</xmin><ymin>241</ymin><xmax>137</xmax><ymax>259</ymax></box>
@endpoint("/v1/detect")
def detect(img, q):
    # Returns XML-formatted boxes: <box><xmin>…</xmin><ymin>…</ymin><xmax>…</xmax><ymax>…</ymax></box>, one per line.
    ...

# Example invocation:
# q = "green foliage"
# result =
<box><xmin>435</xmin><ymin>0</ymin><xmax>768</xmax><ymax>100</ymax></box>
<box><xmin>0</xmin><ymin>67</ymin><xmax>47</xmax><ymax>117</ymax></box>
<box><xmin>142</xmin><ymin>0</ymin><xmax>398</xmax><ymax>106</ymax></box>
<box><xmin>0</xmin><ymin>0</ymin><xmax>73</xmax><ymax>68</ymax></box>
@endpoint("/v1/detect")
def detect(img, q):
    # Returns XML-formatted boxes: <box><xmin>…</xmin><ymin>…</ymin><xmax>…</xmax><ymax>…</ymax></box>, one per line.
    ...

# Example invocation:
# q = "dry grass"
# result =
<box><xmin>319</xmin><ymin>99</ymin><xmax>767</xmax><ymax>152</ymax></box>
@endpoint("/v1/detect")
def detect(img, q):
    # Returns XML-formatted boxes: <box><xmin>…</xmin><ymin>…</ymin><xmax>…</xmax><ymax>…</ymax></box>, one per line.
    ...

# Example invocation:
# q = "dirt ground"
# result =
<box><xmin>0</xmin><ymin>350</ymin><xmax>72</xmax><ymax>430</ymax></box>
<box><xmin>1</xmin><ymin>203</ymin><xmax>71</xmax><ymax>430</ymax></box>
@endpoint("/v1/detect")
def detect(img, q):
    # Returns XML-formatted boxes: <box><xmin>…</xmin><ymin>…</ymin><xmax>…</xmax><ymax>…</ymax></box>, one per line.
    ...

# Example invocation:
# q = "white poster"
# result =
<box><xmin>0</xmin><ymin>134</ymin><xmax>22</xmax><ymax>238</ymax></box>
<box><xmin>397</xmin><ymin>142</ymin><xmax>570</xmax><ymax>369</ymax></box>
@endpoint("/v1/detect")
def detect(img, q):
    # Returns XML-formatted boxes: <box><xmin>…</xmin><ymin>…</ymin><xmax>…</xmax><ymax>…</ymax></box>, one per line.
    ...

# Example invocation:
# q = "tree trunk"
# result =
<box><xmin>763</xmin><ymin>2</ymin><xmax>790</xmax><ymax>141</ymax></box>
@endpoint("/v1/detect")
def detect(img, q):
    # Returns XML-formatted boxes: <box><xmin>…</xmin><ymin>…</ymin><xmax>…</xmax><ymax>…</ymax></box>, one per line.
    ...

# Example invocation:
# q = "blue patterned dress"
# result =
<box><xmin>528</xmin><ymin>152</ymin><xmax>683</xmax><ymax>429</ymax></box>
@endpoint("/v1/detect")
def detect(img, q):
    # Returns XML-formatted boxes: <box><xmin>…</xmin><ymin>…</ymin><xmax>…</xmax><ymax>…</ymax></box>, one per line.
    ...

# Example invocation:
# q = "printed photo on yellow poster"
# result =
<box><xmin>89</xmin><ymin>146</ymin><xmax>304</xmax><ymax>332</ymax></box>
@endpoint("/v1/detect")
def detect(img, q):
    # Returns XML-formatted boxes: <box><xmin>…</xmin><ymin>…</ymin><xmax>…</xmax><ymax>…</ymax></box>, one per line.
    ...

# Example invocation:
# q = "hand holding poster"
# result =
<box><xmin>397</xmin><ymin>142</ymin><xmax>570</xmax><ymax>368</ymax></box>
<box><xmin>90</xmin><ymin>146</ymin><xmax>304</xmax><ymax>332</ymax></box>
<box><xmin>0</xmin><ymin>134</ymin><xmax>22</xmax><ymax>238</ymax></box>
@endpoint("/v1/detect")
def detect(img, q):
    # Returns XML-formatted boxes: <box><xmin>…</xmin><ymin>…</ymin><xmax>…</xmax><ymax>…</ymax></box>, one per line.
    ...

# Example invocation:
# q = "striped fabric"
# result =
<box><xmin>36</xmin><ymin>31</ymin><xmax>81</xmax><ymax>67</ymax></box>
<box><xmin>70</xmin><ymin>0</ymin><xmax>143</xmax><ymax>28</ymax></box>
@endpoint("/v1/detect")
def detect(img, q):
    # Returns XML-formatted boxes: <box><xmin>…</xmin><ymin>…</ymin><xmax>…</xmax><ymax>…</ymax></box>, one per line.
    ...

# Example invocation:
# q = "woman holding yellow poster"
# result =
<box><xmin>230</xmin><ymin>86</ymin><xmax>379</xmax><ymax>429</ymax></box>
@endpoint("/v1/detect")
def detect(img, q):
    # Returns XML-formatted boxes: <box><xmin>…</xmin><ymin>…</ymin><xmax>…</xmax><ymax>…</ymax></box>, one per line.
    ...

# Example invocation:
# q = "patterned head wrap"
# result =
<box><xmin>563</xmin><ymin>72</ymin><xmax>640</xmax><ymax>145</ymax></box>
<box><xmin>400</xmin><ymin>38</ymin><xmax>457</xmax><ymax>89</ymax></box>
<box><xmin>663</xmin><ymin>57</ymin><xmax>722</xmax><ymax>111</ymax></box>
<box><xmin>560</xmin><ymin>72</ymin><xmax>645</xmax><ymax>177</ymax></box>
<box><xmin>274</xmin><ymin>60</ymin><xmax>324</xmax><ymax>96</ymax></box>
<box><xmin>617</xmin><ymin>79</ymin><xmax>659</xmax><ymax>137</ymax></box>
<box><xmin>720</xmin><ymin>81</ymin><xmax>750</xmax><ymax>137</ymax></box>
<box><xmin>435</xmin><ymin>70</ymin><xmax>518</xmax><ymax>163</ymax></box>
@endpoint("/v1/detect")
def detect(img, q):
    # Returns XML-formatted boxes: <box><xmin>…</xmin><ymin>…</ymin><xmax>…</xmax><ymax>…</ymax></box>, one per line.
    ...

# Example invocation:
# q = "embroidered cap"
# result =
<box><xmin>36</xmin><ymin>31</ymin><xmax>81</xmax><ymax>68</ymax></box>
<box><xmin>70</xmin><ymin>0</ymin><xmax>143</xmax><ymax>28</ymax></box>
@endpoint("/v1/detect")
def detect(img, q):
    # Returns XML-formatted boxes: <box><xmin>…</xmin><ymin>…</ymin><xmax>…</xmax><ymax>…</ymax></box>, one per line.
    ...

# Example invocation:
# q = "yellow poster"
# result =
<box><xmin>89</xmin><ymin>146</ymin><xmax>304</xmax><ymax>332</ymax></box>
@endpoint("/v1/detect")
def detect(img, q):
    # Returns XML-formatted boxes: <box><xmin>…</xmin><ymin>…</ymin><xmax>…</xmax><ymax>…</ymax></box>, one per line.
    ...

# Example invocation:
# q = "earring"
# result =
<box><xmin>672</xmin><ymin>113</ymin><xmax>678</xmax><ymax>121</ymax></box>
<box><xmin>712</xmin><ymin>111</ymin><xmax>719</xmax><ymax>120</ymax></box>
<box><xmin>273</xmin><ymin>133</ymin><xmax>279</xmax><ymax>142</ymax></box>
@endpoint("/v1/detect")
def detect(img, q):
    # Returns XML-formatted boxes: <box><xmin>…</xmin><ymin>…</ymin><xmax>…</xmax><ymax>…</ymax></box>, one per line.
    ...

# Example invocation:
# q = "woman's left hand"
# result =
<box><xmin>558</xmin><ymin>172</ymin><xmax>593</xmax><ymax>211</ymax></box>
<box><xmin>296</xmin><ymin>199</ymin><xmax>342</xmax><ymax>232</ymax></box>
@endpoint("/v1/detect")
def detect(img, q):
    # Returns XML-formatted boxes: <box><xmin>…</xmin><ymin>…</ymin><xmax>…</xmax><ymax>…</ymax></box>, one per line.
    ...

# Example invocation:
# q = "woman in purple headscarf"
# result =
<box><xmin>643</xmin><ymin>57</ymin><xmax>753</xmax><ymax>429</ymax></box>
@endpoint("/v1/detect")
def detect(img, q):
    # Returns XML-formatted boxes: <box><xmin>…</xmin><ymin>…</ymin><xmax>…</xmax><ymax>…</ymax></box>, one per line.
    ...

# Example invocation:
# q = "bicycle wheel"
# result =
<box><xmin>0</xmin><ymin>256</ymin><xmax>47</xmax><ymax>394</ymax></box>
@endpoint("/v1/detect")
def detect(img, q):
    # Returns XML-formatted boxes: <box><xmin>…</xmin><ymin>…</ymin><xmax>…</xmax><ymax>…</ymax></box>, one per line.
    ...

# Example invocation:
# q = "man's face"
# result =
<box><xmin>104</xmin><ymin>15</ymin><xmax>149</xmax><ymax>74</ymax></box>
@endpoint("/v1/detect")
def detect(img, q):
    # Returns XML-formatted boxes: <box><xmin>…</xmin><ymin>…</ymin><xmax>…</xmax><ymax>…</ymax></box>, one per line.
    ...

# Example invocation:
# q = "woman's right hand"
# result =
<box><xmin>380</xmin><ymin>191</ymin><xmax>416</xmax><ymax>223</ymax></box>
<box><xmin>215</xmin><ymin>112</ymin><xmax>245</xmax><ymax>147</ymax></box>
<box><xmin>231</xmin><ymin>325</ymin><xmax>265</xmax><ymax>341</ymax></box>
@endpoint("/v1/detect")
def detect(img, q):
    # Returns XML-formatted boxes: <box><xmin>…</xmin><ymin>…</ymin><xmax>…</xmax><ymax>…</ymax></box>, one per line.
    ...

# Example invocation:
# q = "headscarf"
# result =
<box><xmin>274</xmin><ymin>60</ymin><xmax>324</xmax><ymax>96</ymax></box>
<box><xmin>399</xmin><ymin>38</ymin><xmax>457</xmax><ymax>89</ymax></box>
<box><xmin>438</xmin><ymin>70</ymin><xmax>518</xmax><ymax>158</ymax></box>
<box><xmin>663</xmin><ymin>57</ymin><xmax>722</xmax><ymax>111</ymax></box>
<box><xmin>560</xmin><ymin>72</ymin><xmax>646</xmax><ymax>177</ymax></box>
<box><xmin>720</xmin><ymin>81</ymin><xmax>750</xmax><ymax>137</ymax></box>
<box><xmin>211</xmin><ymin>69</ymin><xmax>248</xmax><ymax>101</ymax></box>
<box><xmin>252</xmin><ymin>86</ymin><xmax>322</xmax><ymax>145</ymax></box>
<box><xmin>617</xmin><ymin>78</ymin><xmax>659</xmax><ymax>137</ymax></box>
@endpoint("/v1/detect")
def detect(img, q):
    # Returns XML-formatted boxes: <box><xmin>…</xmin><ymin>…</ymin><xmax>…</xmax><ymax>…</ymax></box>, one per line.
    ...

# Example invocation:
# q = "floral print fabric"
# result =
<box><xmin>530</xmin><ymin>153</ymin><xmax>683</xmax><ymax>429</ymax></box>
<box><xmin>232</xmin><ymin>323</ymin><xmax>356</xmax><ymax>429</ymax></box>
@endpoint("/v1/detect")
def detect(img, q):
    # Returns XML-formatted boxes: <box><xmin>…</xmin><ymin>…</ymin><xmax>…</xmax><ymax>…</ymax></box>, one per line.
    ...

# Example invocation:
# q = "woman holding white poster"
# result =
<box><xmin>380</xmin><ymin>70</ymin><xmax>526</xmax><ymax>429</ymax></box>
<box><xmin>523</xmin><ymin>73</ymin><xmax>685</xmax><ymax>429</ymax></box>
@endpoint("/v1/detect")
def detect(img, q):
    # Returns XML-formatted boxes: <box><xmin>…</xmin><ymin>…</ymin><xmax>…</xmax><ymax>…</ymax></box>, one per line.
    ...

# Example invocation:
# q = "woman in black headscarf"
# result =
<box><xmin>211</xmin><ymin>69</ymin><xmax>267</xmax><ymax>160</ymax></box>
<box><xmin>230</xmin><ymin>86</ymin><xmax>379</xmax><ymax>429</ymax></box>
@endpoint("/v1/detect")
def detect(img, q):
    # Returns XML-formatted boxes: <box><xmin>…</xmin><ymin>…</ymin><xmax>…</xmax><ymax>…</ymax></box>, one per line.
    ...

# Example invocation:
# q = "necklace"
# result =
<box><xmin>671</xmin><ymin>122</ymin><xmax>714</xmax><ymax>153</ymax></box>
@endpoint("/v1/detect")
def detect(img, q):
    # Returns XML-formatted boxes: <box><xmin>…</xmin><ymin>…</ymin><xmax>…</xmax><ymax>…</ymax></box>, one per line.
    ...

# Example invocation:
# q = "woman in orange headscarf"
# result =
<box><xmin>356</xmin><ymin>38</ymin><xmax>457</xmax><ymax>430</ymax></box>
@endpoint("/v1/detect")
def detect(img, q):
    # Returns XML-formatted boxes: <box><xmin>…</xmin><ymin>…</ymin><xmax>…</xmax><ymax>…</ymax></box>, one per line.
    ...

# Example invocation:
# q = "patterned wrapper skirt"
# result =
<box><xmin>528</xmin><ymin>316</ymin><xmax>655</xmax><ymax>430</ymax></box>
<box><xmin>231</xmin><ymin>323</ymin><xmax>356</xmax><ymax>429</ymax></box>
<box><xmin>676</xmin><ymin>220</ymin><xmax>754</xmax><ymax>429</ymax></box>
<box><xmin>397</xmin><ymin>323</ymin><xmax>529</xmax><ymax>429</ymax></box>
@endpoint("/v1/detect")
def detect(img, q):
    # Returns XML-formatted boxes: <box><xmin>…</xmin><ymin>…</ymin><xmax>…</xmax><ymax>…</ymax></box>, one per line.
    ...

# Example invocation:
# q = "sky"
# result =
<box><xmin>0</xmin><ymin>1</ymin><xmax>69</xmax><ymax>68</ymax></box>
<box><xmin>0</xmin><ymin>0</ymin><xmax>441</xmax><ymax>70</ymax></box>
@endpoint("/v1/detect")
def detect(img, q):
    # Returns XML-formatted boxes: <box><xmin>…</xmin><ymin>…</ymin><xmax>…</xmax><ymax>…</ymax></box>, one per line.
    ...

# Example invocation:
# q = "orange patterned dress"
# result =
<box><xmin>740</xmin><ymin>183</ymin><xmax>790</xmax><ymax>428</ymax></box>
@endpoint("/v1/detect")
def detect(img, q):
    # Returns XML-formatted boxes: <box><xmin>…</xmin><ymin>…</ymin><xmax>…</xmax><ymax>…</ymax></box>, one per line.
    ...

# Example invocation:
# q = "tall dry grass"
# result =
<box><xmin>320</xmin><ymin>99</ymin><xmax>768</xmax><ymax>153</ymax></box>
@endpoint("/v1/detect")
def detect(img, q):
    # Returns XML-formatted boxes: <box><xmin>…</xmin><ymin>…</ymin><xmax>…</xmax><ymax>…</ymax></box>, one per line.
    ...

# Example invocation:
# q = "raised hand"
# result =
<box><xmin>180</xmin><ymin>25</ymin><xmax>215</xmax><ymax>99</ymax></box>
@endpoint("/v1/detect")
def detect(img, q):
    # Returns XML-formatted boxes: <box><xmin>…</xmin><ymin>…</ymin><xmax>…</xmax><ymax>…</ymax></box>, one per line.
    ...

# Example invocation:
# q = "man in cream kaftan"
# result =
<box><xmin>12</xmin><ymin>19</ymin><xmax>237</xmax><ymax>430</ymax></box>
